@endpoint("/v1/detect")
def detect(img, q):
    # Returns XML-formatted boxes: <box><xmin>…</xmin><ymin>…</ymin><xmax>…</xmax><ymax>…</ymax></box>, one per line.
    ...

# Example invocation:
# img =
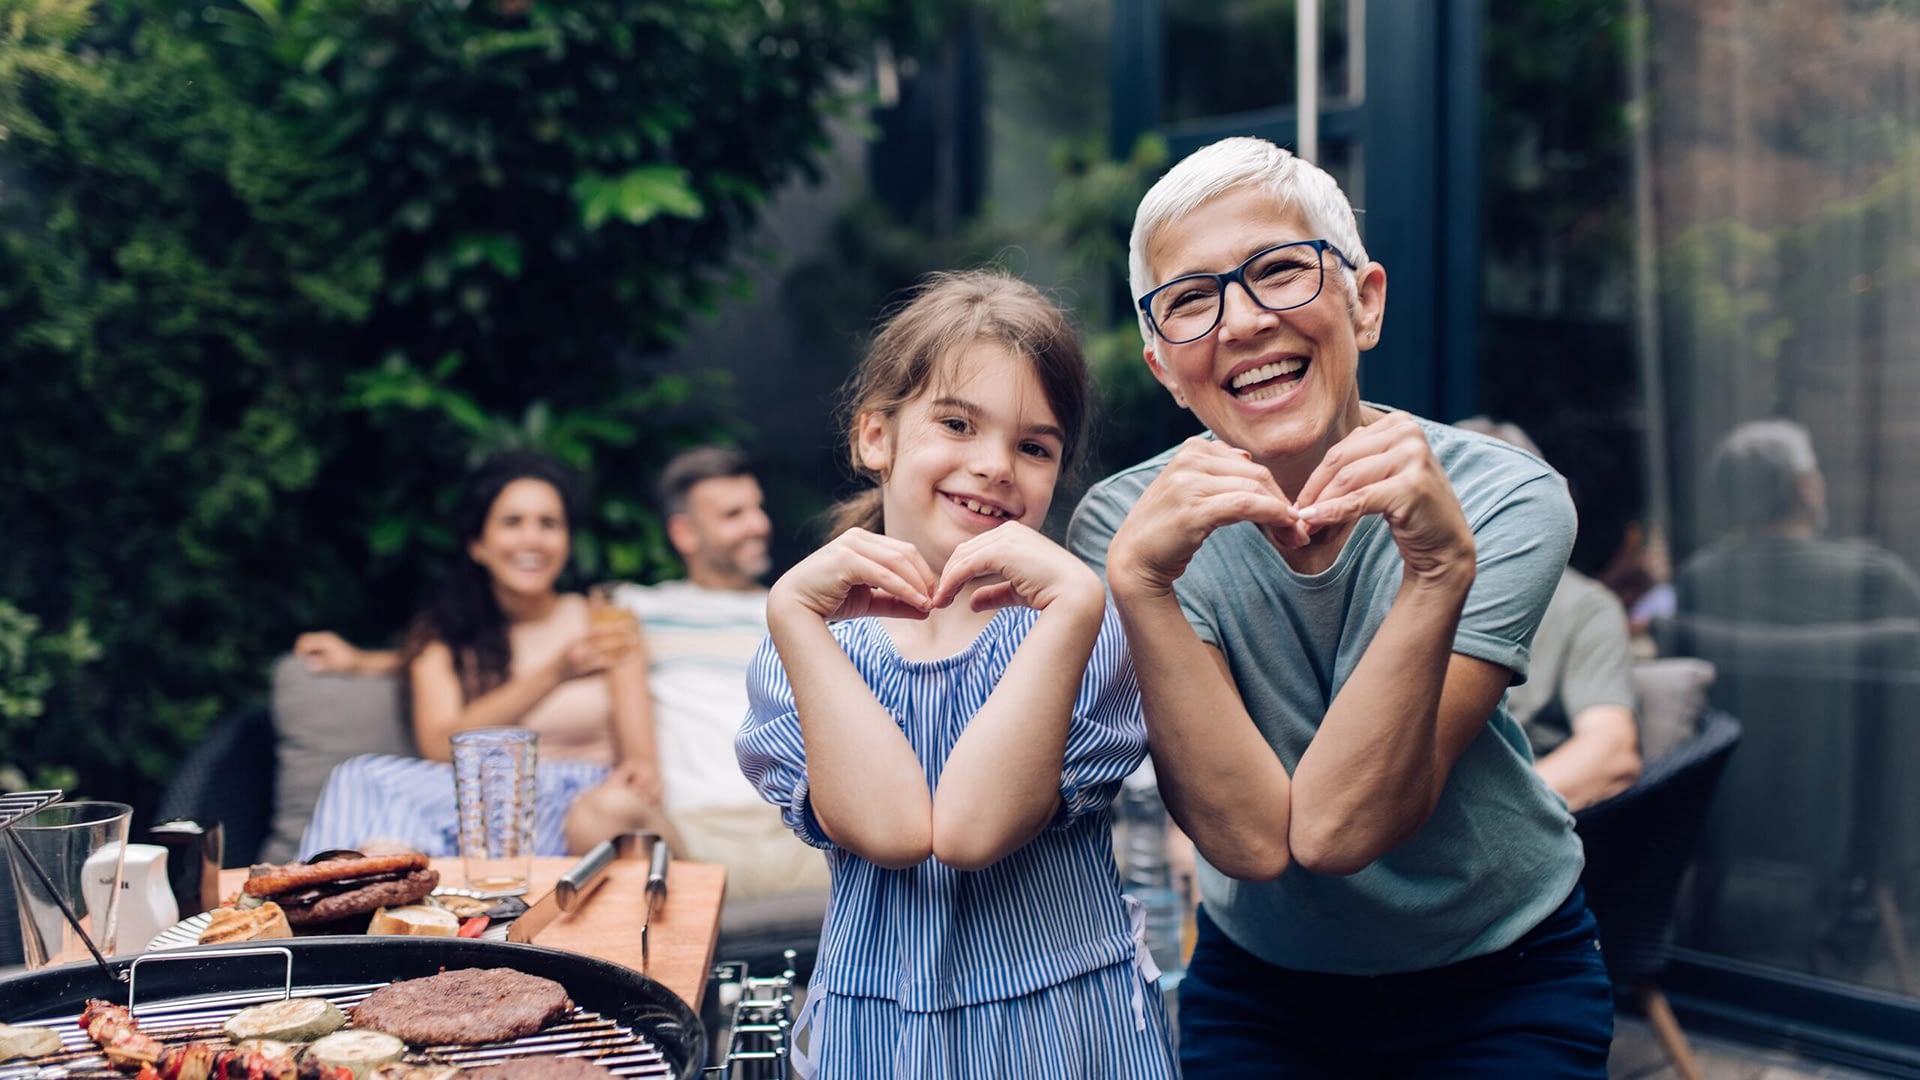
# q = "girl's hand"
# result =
<box><xmin>608</xmin><ymin>757</ymin><xmax>664</xmax><ymax>806</ymax></box>
<box><xmin>1106</xmin><ymin>437</ymin><xmax>1306</xmax><ymax>600</ymax></box>
<box><xmin>770</xmin><ymin>527</ymin><xmax>938</xmax><ymax>622</ymax></box>
<box><xmin>934</xmin><ymin>522</ymin><xmax>1104</xmax><ymax>616</ymax></box>
<box><xmin>559</xmin><ymin>623</ymin><xmax>641</xmax><ymax>680</ymax></box>
<box><xmin>1293</xmin><ymin>411</ymin><xmax>1475</xmax><ymax>586</ymax></box>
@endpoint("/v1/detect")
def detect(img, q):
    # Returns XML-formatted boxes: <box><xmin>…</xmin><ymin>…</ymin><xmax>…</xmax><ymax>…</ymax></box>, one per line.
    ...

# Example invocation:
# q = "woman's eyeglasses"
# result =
<box><xmin>1137</xmin><ymin>239</ymin><xmax>1356</xmax><ymax>345</ymax></box>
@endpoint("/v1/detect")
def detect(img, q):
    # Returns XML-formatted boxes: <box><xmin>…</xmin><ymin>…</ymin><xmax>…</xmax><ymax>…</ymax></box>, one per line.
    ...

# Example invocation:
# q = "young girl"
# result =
<box><xmin>735</xmin><ymin>271</ymin><xmax>1177</xmax><ymax>1078</ymax></box>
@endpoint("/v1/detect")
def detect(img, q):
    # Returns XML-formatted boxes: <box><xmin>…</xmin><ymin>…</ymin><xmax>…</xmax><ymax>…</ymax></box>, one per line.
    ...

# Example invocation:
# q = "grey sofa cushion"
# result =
<box><xmin>1632</xmin><ymin>657</ymin><xmax>1716</xmax><ymax>763</ymax></box>
<box><xmin>264</xmin><ymin>655</ymin><xmax>412</xmax><ymax>863</ymax></box>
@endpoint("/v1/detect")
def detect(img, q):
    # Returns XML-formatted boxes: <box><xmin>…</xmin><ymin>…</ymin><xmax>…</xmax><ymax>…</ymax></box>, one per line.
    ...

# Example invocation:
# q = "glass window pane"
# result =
<box><xmin>1319</xmin><ymin>139</ymin><xmax>1363</xmax><ymax>231</ymax></box>
<box><xmin>1481</xmin><ymin>0</ymin><xmax>1920</xmax><ymax>1001</ymax></box>
<box><xmin>1649</xmin><ymin>0</ymin><xmax>1920</xmax><ymax>999</ymax></box>
<box><xmin>1160</xmin><ymin>0</ymin><xmax>1362</xmax><ymax>124</ymax></box>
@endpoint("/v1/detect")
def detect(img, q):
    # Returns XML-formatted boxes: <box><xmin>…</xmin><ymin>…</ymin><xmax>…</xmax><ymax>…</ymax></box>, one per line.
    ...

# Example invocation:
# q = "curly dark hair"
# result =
<box><xmin>407</xmin><ymin>451</ymin><xmax>582</xmax><ymax>701</ymax></box>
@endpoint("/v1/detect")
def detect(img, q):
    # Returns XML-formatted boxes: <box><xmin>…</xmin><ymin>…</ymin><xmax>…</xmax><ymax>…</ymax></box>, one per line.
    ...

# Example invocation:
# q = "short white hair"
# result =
<box><xmin>1128</xmin><ymin>137</ymin><xmax>1368</xmax><ymax>345</ymax></box>
<box><xmin>1712</xmin><ymin>419</ymin><xmax>1821</xmax><ymax>529</ymax></box>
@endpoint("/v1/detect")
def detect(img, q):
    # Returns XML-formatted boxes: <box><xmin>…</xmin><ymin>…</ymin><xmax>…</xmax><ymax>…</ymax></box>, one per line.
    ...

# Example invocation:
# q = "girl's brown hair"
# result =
<box><xmin>827</xmin><ymin>270</ymin><xmax>1092</xmax><ymax>538</ymax></box>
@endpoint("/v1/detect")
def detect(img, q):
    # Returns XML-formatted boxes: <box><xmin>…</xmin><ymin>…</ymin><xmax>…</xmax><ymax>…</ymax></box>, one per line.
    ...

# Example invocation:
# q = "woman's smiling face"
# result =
<box><xmin>467</xmin><ymin>477</ymin><xmax>571</xmax><ymax>599</ymax></box>
<box><xmin>859</xmin><ymin>341</ymin><xmax>1066</xmax><ymax>571</ymax></box>
<box><xmin>1141</xmin><ymin>185</ymin><xmax>1386</xmax><ymax>484</ymax></box>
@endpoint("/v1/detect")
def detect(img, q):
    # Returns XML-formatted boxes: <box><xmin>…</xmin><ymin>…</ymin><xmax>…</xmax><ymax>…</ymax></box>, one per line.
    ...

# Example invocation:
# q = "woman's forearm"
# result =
<box><xmin>412</xmin><ymin>650</ymin><xmax>567</xmax><ymax>761</ymax></box>
<box><xmin>1289</xmin><ymin>569</ymin><xmax>1494</xmax><ymax>874</ymax></box>
<box><xmin>607</xmin><ymin>650</ymin><xmax>657</xmax><ymax>767</ymax></box>
<box><xmin>1113</xmin><ymin>584</ymin><xmax>1295</xmax><ymax>882</ymax></box>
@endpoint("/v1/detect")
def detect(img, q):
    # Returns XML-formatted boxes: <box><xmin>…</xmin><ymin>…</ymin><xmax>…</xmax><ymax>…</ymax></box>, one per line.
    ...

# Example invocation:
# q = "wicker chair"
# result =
<box><xmin>1575</xmin><ymin>709</ymin><xmax>1742</xmax><ymax>1080</ymax></box>
<box><xmin>154</xmin><ymin>703</ymin><xmax>277</xmax><ymax>868</ymax></box>
<box><xmin>1654</xmin><ymin>615</ymin><xmax>1920</xmax><ymax>991</ymax></box>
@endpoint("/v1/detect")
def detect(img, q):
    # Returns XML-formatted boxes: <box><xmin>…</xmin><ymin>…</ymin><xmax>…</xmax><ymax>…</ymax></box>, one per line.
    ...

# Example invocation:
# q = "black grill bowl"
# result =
<box><xmin>0</xmin><ymin>936</ymin><xmax>704</xmax><ymax>1078</ymax></box>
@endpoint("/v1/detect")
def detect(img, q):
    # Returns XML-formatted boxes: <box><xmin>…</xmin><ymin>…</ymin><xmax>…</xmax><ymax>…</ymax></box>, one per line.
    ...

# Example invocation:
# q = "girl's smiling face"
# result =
<box><xmin>858</xmin><ymin>341</ymin><xmax>1066</xmax><ymax>571</ymax></box>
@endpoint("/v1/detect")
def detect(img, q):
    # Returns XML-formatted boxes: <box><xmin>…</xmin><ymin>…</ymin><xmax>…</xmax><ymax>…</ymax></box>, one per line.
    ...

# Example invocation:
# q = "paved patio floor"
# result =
<box><xmin>1611</xmin><ymin>1014</ymin><xmax>1892</xmax><ymax>1079</ymax></box>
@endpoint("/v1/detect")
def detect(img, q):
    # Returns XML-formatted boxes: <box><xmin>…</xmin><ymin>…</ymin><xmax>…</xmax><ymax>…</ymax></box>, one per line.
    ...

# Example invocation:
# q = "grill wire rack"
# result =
<box><xmin>0</xmin><ymin>791</ymin><xmax>63</xmax><ymax>833</ymax></box>
<box><xmin>704</xmin><ymin>951</ymin><xmax>796</xmax><ymax>1079</ymax></box>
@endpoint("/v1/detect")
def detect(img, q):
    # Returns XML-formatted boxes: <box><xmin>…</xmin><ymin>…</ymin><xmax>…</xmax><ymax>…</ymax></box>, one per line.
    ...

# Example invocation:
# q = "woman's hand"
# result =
<box><xmin>934</xmin><ymin>522</ymin><xmax>1104</xmax><ymax>616</ymax></box>
<box><xmin>608</xmin><ymin>757</ymin><xmax>664</xmax><ymax>806</ymax></box>
<box><xmin>1106</xmin><ymin>437</ymin><xmax>1306</xmax><ymax>601</ymax></box>
<box><xmin>769</xmin><ymin>527</ymin><xmax>938</xmax><ymax>622</ymax></box>
<box><xmin>295</xmin><ymin>631</ymin><xmax>361</xmax><ymax>672</ymax></box>
<box><xmin>294</xmin><ymin>631</ymin><xmax>400</xmax><ymax>675</ymax></box>
<box><xmin>1293</xmin><ymin>412</ymin><xmax>1475</xmax><ymax>587</ymax></box>
<box><xmin>558</xmin><ymin>623</ymin><xmax>641</xmax><ymax>681</ymax></box>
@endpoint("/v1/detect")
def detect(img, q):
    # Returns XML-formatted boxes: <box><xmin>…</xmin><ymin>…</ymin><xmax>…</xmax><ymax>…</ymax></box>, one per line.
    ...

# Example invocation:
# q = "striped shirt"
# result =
<box><xmin>737</xmin><ymin>605</ymin><xmax>1150</xmax><ymax>1013</ymax></box>
<box><xmin>613</xmin><ymin>581</ymin><xmax>771</xmax><ymax>818</ymax></box>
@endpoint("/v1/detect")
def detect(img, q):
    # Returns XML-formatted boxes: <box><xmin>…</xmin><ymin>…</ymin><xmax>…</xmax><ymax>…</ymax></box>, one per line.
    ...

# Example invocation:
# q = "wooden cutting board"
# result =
<box><xmin>218</xmin><ymin>857</ymin><xmax>726</xmax><ymax>1007</ymax></box>
<box><xmin>509</xmin><ymin>856</ymin><xmax>726</xmax><ymax>1007</ymax></box>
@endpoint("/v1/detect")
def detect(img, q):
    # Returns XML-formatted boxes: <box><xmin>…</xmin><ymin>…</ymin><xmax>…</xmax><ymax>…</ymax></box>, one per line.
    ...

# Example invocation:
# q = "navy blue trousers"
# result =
<box><xmin>1177</xmin><ymin>887</ymin><xmax>1613</xmax><ymax>1079</ymax></box>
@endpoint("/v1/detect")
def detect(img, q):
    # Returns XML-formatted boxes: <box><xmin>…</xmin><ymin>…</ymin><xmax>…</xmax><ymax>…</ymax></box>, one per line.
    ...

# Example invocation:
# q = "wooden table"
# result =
<box><xmin>218</xmin><ymin>856</ymin><xmax>726</xmax><ymax>1006</ymax></box>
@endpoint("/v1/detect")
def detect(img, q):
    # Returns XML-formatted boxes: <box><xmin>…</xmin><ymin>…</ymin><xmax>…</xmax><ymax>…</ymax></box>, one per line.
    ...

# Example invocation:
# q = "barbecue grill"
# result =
<box><xmin>0</xmin><ymin>936</ymin><xmax>704</xmax><ymax>1078</ymax></box>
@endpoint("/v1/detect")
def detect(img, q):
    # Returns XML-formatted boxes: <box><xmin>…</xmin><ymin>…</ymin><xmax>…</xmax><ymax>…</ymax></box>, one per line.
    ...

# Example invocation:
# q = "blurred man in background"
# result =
<box><xmin>1456</xmin><ymin>417</ymin><xmax>1642</xmax><ymax>811</ymax></box>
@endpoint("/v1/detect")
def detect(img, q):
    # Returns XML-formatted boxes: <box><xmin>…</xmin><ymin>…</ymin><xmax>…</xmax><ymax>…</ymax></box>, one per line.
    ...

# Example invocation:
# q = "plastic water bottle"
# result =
<box><xmin>1117</xmin><ymin>774</ymin><xmax>1187</xmax><ymax>991</ymax></box>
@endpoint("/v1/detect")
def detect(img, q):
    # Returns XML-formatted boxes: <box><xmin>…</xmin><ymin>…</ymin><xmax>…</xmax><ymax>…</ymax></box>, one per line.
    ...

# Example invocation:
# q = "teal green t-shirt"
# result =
<box><xmin>1068</xmin><ymin>414</ymin><xmax>1583</xmax><ymax>975</ymax></box>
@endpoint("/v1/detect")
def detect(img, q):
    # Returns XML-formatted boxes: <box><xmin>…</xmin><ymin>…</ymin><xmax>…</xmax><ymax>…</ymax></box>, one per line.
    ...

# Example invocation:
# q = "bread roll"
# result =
<box><xmin>0</xmin><ymin>1024</ymin><xmax>64</xmax><ymax>1062</ymax></box>
<box><xmin>199</xmin><ymin>901</ymin><xmax>294</xmax><ymax>944</ymax></box>
<box><xmin>366</xmin><ymin>904</ymin><xmax>460</xmax><ymax>937</ymax></box>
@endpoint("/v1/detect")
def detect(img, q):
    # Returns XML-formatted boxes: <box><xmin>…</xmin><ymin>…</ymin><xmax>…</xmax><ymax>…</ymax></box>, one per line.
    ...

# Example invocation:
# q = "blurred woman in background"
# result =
<box><xmin>300</xmin><ymin>450</ymin><xmax>671</xmax><ymax>858</ymax></box>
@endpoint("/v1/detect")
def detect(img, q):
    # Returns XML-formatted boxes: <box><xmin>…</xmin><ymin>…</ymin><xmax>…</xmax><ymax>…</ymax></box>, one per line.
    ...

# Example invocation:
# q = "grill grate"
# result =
<box><xmin>0</xmin><ymin>791</ymin><xmax>63</xmax><ymax>833</ymax></box>
<box><xmin>0</xmin><ymin>982</ymin><xmax>677</xmax><ymax>1079</ymax></box>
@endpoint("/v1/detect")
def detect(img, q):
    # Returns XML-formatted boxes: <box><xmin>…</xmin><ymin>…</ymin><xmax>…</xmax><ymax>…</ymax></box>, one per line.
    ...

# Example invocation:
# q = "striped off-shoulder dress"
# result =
<box><xmin>737</xmin><ymin>605</ymin><xmax>1178</xmax><ymax>1080</ymax></box>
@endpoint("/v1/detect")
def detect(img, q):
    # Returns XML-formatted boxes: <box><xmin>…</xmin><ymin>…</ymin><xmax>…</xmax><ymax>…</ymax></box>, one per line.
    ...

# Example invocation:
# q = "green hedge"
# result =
<box><xmin>0</xmin><ymin>0</ymin><xmax>890</xmax><ymax>809</ymax></box>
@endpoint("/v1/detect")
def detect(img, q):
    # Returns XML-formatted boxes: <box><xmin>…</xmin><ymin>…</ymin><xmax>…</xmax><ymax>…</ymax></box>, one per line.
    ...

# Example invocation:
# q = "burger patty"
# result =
<box><xmin>353</xmin><ymin>968</ymin><xmax>573</xmax><ymax>1045</ymax></box>
<box><xmin>460</xmin><ymin>1057</ymin><xmax>616</xmax><ymax>1079</ymax></box>
<box><xmin>280</xmin><ymin>869</ymin><xmax>440</xmax><ymax>927</ymax></box>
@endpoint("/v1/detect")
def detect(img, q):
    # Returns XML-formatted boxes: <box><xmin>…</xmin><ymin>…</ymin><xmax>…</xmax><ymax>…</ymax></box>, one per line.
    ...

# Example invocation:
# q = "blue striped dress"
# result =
<box><xmin>737</xmin><ymin>605</ymin><xmax>1178</xmax><ymax>1080</ymax></box>
<box><xmin>299</xmin><ymin>754</ymin><xmax>606</xmax><ymax>859</ymax></box>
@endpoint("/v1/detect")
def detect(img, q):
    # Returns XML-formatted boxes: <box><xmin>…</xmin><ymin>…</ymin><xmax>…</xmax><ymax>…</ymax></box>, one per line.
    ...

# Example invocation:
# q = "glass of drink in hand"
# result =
<box><xmin>588</xmin><ymin>584</ymin><xmax>639</xmax><ymax>633</ymax></box>
<box><xmin>587</xmin><ymin>583</ymin><xmax>640</xmax><ymax>664</ymax></box>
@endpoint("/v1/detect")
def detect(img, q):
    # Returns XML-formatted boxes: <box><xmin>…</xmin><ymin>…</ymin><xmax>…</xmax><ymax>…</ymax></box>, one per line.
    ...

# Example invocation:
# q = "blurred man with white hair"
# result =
<box><xmin>1677</xmin><ymin>418</ymin><xmax>1920</xmax><ymax>626</ymax></box>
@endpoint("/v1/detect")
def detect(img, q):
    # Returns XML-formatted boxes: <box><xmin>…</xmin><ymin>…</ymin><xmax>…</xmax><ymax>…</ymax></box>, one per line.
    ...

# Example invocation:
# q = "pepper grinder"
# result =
<box><xmin>147</xmin><ymin>818</ymin><xmax>225</xmax><ymax>917</ymax></box>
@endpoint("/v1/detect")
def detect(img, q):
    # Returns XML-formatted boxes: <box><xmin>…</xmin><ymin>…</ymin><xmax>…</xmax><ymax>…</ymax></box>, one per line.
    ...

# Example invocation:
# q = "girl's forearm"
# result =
<box><xmin>770</xmin><ymin>608</ymin><xmax>933</xmax><ymax>869</ymax></box>
<box><xmin>933</xmin><ymin>598</ymin><xmax>1102</xmax><ymax>869</ymax></box>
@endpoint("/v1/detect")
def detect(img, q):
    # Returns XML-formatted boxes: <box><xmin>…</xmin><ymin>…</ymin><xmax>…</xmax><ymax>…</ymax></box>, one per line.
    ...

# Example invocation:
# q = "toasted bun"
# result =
<box><xmin>242</xmin><ymin>853</ymin><xmax>431</xmax><ymax>899</ymax></box>
<box><xmin>367</xmin><ymin>904</ymin><xmax>460</xmax><ymax>937</ymax></box>
<box><xmin>199</xmin><ymin>902</ymin><xmax>294</xmax><ymax>945</ymax></box>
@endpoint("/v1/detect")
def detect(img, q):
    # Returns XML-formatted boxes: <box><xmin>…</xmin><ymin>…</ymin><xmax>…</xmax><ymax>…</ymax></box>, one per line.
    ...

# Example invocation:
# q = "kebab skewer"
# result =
<box><xmin>77</xmin><ymin>999</ymin><xmax>357</xmax><ymax>1080</ymax></box>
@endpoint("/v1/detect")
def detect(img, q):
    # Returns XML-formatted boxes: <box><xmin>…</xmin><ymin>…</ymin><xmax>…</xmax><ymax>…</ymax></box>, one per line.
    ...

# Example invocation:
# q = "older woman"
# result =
<box><xmin>1069</xmin><ymin>137</ymin><xmax>1610</xmax><ymax>1077</ymax></box>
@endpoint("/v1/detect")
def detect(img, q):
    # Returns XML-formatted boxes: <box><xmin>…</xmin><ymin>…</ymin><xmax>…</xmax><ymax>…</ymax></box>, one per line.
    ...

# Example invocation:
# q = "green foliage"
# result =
<box><xmin>0</xmin><ymin>0</ymin><xmax>893</xmax><ymax>811</ymax></box>
<box><xmin>0</xmin><ymin>600</ymin><xmax>95</xmax><ymax>793</ymax></box>
<box><xmin>1483</xmin><ymin>0</ymin><xmax>1634</xmax><ymax>314</ymax></box>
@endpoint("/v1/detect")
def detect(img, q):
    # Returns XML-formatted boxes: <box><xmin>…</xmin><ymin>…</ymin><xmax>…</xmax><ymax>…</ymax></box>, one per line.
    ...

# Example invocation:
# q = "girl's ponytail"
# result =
<box><xmin>826</xmin><ymin>487</ymin><xmax>885</xmax><ymax>540</ymax></box>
